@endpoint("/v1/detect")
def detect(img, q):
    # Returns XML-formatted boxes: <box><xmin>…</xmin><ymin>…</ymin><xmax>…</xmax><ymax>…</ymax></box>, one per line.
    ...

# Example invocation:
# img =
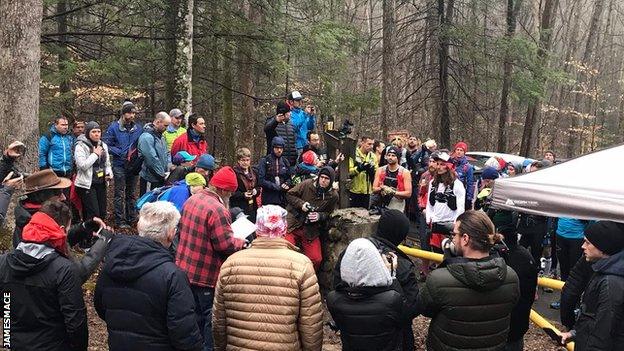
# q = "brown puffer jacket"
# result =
<box><xmin>212</xmin><ymin>237</ymin><xmax>323</xmax><ymax>351</ymax></box>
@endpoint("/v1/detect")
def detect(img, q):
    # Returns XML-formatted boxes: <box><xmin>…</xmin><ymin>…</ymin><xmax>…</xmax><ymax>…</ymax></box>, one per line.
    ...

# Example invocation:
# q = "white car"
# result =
<box><xmin>466</xmin><ymin>152</ymin><xmax>534</xmax><ymax>171</ymax></box>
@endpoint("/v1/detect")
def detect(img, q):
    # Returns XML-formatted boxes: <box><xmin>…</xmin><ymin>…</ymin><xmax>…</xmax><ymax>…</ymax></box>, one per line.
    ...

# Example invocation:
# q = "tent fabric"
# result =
<box><xmin>490</xmin><ymin>144</ymin><xmax>624</xmax><ymax>223</ymax></box>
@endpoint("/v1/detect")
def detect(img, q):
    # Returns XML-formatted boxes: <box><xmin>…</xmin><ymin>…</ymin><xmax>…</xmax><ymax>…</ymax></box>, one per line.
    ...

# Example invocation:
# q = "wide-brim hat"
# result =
<box><xmin>23</xmin><ymin>169</ymin><xmax>72</xmax><ymax>194</ymax></box>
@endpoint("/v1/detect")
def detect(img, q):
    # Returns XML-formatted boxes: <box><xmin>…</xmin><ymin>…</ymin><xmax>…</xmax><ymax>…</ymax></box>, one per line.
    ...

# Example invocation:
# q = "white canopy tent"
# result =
<box><xmin>490</xmin><ymin>144</ymin><xmax>624</xmax><ymax>222</ymax></box>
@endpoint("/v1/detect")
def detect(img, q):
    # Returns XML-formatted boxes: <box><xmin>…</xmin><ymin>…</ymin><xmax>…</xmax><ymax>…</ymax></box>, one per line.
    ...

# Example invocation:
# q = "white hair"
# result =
<box><xmin>137</xmin><ymin>201</ymin><xmax>181</xmax><ymax>242</ymax></box>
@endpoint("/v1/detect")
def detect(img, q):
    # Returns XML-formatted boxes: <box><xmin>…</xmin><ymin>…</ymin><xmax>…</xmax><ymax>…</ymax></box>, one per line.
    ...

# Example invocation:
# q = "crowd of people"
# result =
<box><xmin>0</xmin><ymin>90</ymin><xmax>622</xmax><ymax>351</ymax></box>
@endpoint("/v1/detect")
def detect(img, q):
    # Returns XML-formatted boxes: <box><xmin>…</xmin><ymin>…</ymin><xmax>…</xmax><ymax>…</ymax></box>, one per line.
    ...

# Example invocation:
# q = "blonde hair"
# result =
<box><xmin>236</xmin><ymin>147</ymin><xmax>252</xmax><ymax>160</ymax></box>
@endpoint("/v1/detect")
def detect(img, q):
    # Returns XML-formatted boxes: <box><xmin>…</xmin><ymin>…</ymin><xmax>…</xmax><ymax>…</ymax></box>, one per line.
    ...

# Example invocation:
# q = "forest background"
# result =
<box><xmin>2</xmin><ymin>0</ymin><xmax>623</xmax><ymax>166</ymax></box>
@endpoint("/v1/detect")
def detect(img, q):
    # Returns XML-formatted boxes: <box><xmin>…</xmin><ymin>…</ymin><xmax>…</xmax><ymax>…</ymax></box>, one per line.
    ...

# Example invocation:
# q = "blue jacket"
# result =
<box><xmin>159</xmin><ymin>181</ymin><xmax>191</xmax><ymax>212</ymax></box>
<box><xmin>94</xmin><ymin>235</ymin><xmax>203</xmax><ymax>351</ymax></box>
<box><xmin>103</xmin><ymin>119</ymin><xmax>143</xmax><ymax>167</ymax></box>
<box><xmin>38</xmin><ymin>125</ymin><xmax>74</xmax><ymax>173</ymax></box>
<box><xmin>138</xmin><ymin>123</ymin><xmax>168</xmax><ymax>182</ymax></box>
<box><xmin>452</xmin><ymin>156</ymin><xmax>475</xmax><ymax>204</ymax></box>
<box><xmin>257</xmin><ymin>153</ymin><xmax>291</xmax><ymax>206</ymax></box>
<box><xmin>557</xmin><ymin>218</ymin><xmax>589</xmax><ymax>239</ymax></box>
<box><xmin>290</xmin><ymin>108</ymin><xmax>316</xmax><ymax>150</ymax></box>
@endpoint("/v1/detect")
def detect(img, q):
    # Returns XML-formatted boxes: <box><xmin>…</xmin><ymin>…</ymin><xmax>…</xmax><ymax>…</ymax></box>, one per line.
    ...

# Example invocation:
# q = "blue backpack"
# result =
<box><xmin>135</xmin><ymin>185</ymin><xmax>173</xmax><ymax>210</ymax></box>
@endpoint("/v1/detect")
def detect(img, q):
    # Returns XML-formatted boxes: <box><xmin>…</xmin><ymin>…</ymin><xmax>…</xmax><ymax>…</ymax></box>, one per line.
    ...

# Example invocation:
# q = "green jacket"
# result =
<box><xmin>163</xmin><ymin>126</ymin><xmax>186</xmax><ymax>152</ymax></box>
<box><xmin>418</xmin><ymin>255</ymin><xmax>520</xmax><ymax>351</ymax></box>
<box><xmin>348</xmin><ymin>148</ymin><xmax>377</xmax><ymax>195</ymax></box>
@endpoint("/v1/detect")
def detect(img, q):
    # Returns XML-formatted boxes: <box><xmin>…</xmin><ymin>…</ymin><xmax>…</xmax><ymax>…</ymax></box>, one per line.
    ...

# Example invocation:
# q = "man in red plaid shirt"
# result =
<box><xmin>176</xmin><ymin>166</ymin><xmax>245</xmax><ymax>351</ymax></box>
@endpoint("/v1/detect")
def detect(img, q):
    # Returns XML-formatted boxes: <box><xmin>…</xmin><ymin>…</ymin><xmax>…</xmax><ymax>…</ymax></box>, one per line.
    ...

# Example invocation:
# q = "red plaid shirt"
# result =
<box><xmin>176</xmin><ymin>189</ymin><xmax>244</xmax><ymax>287</ymax></box>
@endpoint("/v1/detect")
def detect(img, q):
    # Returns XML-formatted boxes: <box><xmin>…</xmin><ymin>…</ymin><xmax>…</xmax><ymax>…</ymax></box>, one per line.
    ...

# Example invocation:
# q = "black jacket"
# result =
<box><xmin>501</xmin><ymin>245</ymin><xmax>538</xmax><ymax>342</ymax></box>
<box><xmin>573</xmin><ymin>251</ymin><xmax>624</xmax><ymax>351</ymax></box>
<box><xmin>264</xmin><ymin>116</ymin><xmax>297</xmax><ymax>166</ymax></box>
<box><xmin>417</xmin><ymin>255</ymin><xmax>520</xmax><ymax>351</ymax></box>
<box><xmin>0</xmin><ymin>244</ymin><xmax>88</xmax><ymax>351</ymax></box>
<box><xmin>94</xmin><ymin>235</ymin><xmax>202</xmax><ymax>351</ymax></box>
<box><xmin>560</xmin><ymin>255</ymin><xmax>593</xmax><ymax>330</ymax></box>
<box><xmin>327</xmin><ymin>281</ymin><xmax>405</xmax><ymax>351</ymax></box>
<box><xmin>12</xmin><ymin>202</ymin><xmax>109</xmax><ymax>284</ymax></box>
<box><xmin>333</xmin><ymin>237</ymin><xmax>419</xmax><ymax>320</ymax></box>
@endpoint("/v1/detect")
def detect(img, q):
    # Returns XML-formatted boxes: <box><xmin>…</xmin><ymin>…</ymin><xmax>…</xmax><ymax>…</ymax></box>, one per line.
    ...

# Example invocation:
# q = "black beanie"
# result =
<box><xmin>374</xmin><ymin>209</ymin><xmax>410</xmax><ymax>246</ymax></box>
<box><xmin>584</xmin><ymin>221</ymin><xmax>624</xmax><ymax>256</ymax></box>
<box><xmin>276</xmin><ymin>101</ymin><xmax>291</xmax><ymax>115</ymax></box>
<box><xmin>121</xmin><ymin>100</ymin><xmax>137</xmax><ymax>114</ymax></box>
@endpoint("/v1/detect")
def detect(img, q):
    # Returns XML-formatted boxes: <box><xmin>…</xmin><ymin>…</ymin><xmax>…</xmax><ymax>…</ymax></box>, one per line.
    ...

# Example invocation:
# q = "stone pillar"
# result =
<box><xmin>318</xmin><ymin>208</ymin><xmax>380</xmax><ymax>292</ymax></box>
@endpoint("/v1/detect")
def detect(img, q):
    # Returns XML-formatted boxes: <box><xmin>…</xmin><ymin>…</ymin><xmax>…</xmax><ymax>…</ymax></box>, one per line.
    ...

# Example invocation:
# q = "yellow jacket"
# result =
<box><xmin>349</xmin><ymin>148</ymin><xmax>377</xmax><ymax>194</ymax></box>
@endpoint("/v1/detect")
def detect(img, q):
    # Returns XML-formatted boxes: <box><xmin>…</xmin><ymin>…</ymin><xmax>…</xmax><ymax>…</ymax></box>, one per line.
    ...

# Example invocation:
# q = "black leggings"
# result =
<box><xmin>556</xmin><ymin>235</ymin><xmax>584</xmax><ymax>281</ymax></box>
<box><xmin>77</xmin><ymin>182</ymin><xmax>107</xmax><ymax>221</ymax></box>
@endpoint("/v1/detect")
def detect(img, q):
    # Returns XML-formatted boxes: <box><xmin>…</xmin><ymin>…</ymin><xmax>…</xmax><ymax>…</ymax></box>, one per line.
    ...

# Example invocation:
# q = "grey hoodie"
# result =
<box><xmin>340</xmin><ymin>238</ymin><xmax>393</xmax><ymax>287</ymax></box>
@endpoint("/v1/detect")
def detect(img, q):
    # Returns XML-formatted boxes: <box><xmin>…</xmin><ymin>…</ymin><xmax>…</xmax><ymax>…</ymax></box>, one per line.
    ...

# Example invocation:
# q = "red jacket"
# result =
<box><xmin>171</xmin><ymin>130</ymin><xmax>208</xmax><ymax>160</ymax></box>
<box><xmin>175</xmin><ymin>189</ymin><xmax>244</xmax><ymax>288</ymax></box>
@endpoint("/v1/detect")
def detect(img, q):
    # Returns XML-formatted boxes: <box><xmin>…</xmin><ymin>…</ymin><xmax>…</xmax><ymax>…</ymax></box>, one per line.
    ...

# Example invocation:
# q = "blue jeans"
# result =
<box><xmin>191</xmin><ymin>286</ymin><xmax>215</xmax><ymax>351</ymax></box>
<box><xmin>113</xmin><ymin>165</ymin><xmax>138</xmax><ymax>226</ymax></box>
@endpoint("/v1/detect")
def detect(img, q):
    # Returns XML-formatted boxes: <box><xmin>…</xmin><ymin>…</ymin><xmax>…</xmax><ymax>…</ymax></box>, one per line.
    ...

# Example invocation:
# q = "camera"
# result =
<box><xmin>339</xmin><ymin>119</ymin><xmax>354</xmax><ymax>137</ymax></box>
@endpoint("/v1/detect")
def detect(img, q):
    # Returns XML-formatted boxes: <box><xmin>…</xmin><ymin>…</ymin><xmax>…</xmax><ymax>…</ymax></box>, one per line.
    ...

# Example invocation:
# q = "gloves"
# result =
<box><xmin>356</xmin><ymin>162</ymin><xmax>367</xmax><ymax>172</ymax></box>
<box><xmin>445</xmin><ymin>187</ymin><xmax>457</xmax><ymax>210</ymax></box>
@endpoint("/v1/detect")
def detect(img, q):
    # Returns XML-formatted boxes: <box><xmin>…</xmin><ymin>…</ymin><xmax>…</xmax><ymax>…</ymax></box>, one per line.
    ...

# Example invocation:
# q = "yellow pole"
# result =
<box><xmin>530</xmin><ymin>309</ymin><xmax>574</xmax><ymax>351</ymax></box>
<box><xmin>538</xmin><ymin>277</ymin><xmax>565</xmax><ymax>291</ymax></box>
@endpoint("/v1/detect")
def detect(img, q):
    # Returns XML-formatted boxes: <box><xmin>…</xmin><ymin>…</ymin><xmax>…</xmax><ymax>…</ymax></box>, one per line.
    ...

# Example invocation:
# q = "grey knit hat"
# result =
<box><xmin>340</xmin><ymin>238</ymin><xmax>393</xmax><ymax>288</ymax></box>
<box><xmin>85</xmin><ymin>121</ymin><xmax>100</xmax><ymax>136</ymax></box>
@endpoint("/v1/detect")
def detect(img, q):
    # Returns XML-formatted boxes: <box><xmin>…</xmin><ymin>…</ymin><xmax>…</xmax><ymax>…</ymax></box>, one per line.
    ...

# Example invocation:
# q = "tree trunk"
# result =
<box><xmin>520</xmin><ymin>0</ymin><xmax>558</xmax><ymax>157</ymax></box>
<box><xmin>0</xmin><ymin>0</ymin><xmax>42</xmax><ymax>171</ymax></box>
<box><xmin>57</xmin><ymin>0</ymin><xmax>73</xmax><ymax>119</ymax></box>
<box><xmin>497</xmin><ymin>0</ymin><xmax>521</xmax><ymax>153</ymax></box>
<box><xmin>176</xmin><ymin>0</ymin><xmax>194</xmax><ymax>119</ymax></box>
<box><xmin>222</xmin><ymin>48</ymin><xmax>235</xmax><ymax>165</ymax></box>
<box><xmin>565</xmin><ymin>0</ymin><xmax>605</xmax><ymax>157</ymax></box>
<box><xmin>437</xmin><ymin>0</ymin><xmax>454</xmax><ymax>147</ymax></box>
<box><xmin>165</xmin><ymin>0</ymin><xmax>180</xmax><ymax>110</ymax></box>
<box><xmin>238</xmin><ymin>0</ymin><xmax>258</xmax><ymax>155</ymax></box>
<box><xmin>381</xmin><ymin>0</ymin><xmax>397</xmax><ymax>139</ymax></box>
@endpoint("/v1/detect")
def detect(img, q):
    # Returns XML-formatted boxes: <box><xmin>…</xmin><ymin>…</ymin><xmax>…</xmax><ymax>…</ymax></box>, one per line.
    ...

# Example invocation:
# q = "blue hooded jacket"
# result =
<box><xmin>138</xmin><ymin>123</ymin><xmax>168</xmax><ymax>182</ymax></box>
<box><xmin>38</xmin><ymin>125</ymin><xmax>74</xmax><ymax>173</ymax></box>
<box><xmin>103</xmin><ymin>119</ymin><xmax>143</xmax><ymax>167</ymax></box>
<box><xmin>557</xmin><ymin>218</ymin><xmax>589</xmax><ymax>239</ymax></box>
<box><xmin>290</xmin><ymin>107</ymin><xmax>316</xmax><ymax>150</ymax></box>
<box><xmin>159</xmin><ymin>181</ymin><xmax>192</xmax><ymax>212</ymax></box>
<box><xmin>452</xmin><ymin>155</ymin><xmax>475</xmax><ymax>204</ymax></box>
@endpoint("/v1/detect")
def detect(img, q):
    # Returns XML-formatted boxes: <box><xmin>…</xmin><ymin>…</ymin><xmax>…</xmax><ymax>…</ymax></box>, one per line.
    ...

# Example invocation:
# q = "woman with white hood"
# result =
<box><xmin>327</xmin><ymin>238</ymin><xmax>405</xmax><ymax>351</ymax></box>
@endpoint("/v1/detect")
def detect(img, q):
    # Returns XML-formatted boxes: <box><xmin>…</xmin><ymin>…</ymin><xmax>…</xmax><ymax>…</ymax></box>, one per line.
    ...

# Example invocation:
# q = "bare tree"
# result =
<box><xmin>0</xmin><ymin>0</ymin><xmax>43</xmax><ymax>170</ymax></box>
<box><xmin>382</xmin><ymin>0</ymin><xmax>398</xmax><ymax>139</ymax></box>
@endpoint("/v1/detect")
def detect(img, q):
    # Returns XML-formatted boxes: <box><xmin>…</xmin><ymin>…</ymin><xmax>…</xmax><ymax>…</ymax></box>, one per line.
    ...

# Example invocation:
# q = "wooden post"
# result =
<box><xmin>324</xmin><ymin>131</ymin><xmax>356</xmax><ymax>209</ymax></box>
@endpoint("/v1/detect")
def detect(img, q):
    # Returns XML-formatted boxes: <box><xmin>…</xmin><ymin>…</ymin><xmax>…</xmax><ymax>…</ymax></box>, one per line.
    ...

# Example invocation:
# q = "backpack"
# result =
<box><xmin>125</xmin><ymin>139</ymin><xmax>143</xmax><ymax>175</ymax></box>
<box><xmin>135</xmin><ymin>185</ymin><xmax>173</xmax><ymax>210</ymax></box>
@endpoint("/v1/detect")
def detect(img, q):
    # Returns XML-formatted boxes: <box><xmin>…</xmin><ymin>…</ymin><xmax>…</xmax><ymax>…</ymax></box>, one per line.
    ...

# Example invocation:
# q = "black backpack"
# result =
<box><xmin>125</xmin><ymin>139</ymin><xmax>143</xmax><ymax>175</ymax></box>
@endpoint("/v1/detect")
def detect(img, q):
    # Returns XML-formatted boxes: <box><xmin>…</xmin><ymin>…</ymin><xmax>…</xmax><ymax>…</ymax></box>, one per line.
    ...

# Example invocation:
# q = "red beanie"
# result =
<box><xmin>302</xmin><ymin>150</ymin><xmax>317</xmax><ymax>165</ymax></box>
<box><xmin>209</xmin><ymin>166</ymin><xmax>238</xmax><ymax>192</ymax></box>
<box><xmin>454</xmin><ymin>141</ymin><xmax>468</xmax><ymax>153</ymax></box>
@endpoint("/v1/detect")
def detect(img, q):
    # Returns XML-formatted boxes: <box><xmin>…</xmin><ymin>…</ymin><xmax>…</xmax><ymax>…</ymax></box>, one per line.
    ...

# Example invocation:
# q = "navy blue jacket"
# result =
<box><xmin>103</xmin><ymin>119</ymin><xmax>143</xmax><ymax>167</ymax></box>
<box><xmin>257</xmin><ymin>153</ymin><xmax>291</xmax><ymax>206</ymax></box>
<box><xmin>94</xmin><ymin>235</ymin><xmax>202</xmax><ymax>351</ymax></box>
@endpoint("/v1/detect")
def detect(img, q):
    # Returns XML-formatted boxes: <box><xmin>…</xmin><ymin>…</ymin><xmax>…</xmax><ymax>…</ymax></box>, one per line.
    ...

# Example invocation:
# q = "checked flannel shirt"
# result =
<box><xmin>175</xmin><ymin>189</ymin><xmax>244</xmax><ymax>288</ymax></box>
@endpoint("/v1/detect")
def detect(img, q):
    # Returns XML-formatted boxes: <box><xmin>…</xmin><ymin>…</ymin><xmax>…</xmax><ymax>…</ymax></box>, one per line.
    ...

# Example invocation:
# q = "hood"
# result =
<box><xmin>297</xmin><ymin>163</ymin><xmax>318</xmax><ymax>175</ymax></box>
<box><xmin>592</xmin><ymin>250</ymin><xmax>624</xmax><ymax>277</ymax></box>
<box><xmin>15</xmin><ymin>202</ymin><xmax>37</xmax><ymax>231</ymax></box>
<box><xmin>316</xmin><ymin>166</ymin><xmax>335</xmax><ymax>192</ymax></box>
<box><xmin>103</xmin><ymin>235</ymin><xmax>173</xmax><ymax>282</ymax></box>
<box><xmin>76</xmin><ymin>133</ymin><xmax>97</xmax><ymax>147</ymax></box>
<box><xmin>8</xmin><ymin>243</ymin><xmax>58</xmax><ymax>277</ymax></box>
<box><xmin>340</xmin><ymin>238</ymin><xmax>393</xmax><ymax>288</ymax></box>
<box><xmin>445</xmin><ymin>255</ymin><xmax>509</xmax><ymax>291</ymax></box>
<box><xmin>143</xmin><ymin>122</ymin><xmax>163</xmax><ymax>137</ymax></box>
<box><xmin>22</xmin><ymin>212</ymin><xmax>68</xmax><ymax>256</ymax></box>
<box><xmin>49</xmin><ymin>124</ymin><xmax>67</xmax><ymax>136</ymax></box>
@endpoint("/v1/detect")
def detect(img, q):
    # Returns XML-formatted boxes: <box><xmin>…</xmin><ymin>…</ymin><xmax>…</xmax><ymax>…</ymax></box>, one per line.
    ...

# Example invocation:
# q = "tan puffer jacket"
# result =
<box><xmin>212</xmin><ymin>237</ymin><xmax>323</xmax><ymax>351</ymax></box>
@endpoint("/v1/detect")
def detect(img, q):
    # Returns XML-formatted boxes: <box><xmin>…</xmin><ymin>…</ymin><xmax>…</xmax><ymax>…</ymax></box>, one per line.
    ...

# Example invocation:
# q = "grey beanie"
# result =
<box><xmin>340</xmin><ymin>238</ymin><xmax>393</xmax><ymax>288</ymax></box>
<box><xmin>85</xmin><ymin>121</ymin><xmax>100</xmax><ymax>136</ymax></box>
